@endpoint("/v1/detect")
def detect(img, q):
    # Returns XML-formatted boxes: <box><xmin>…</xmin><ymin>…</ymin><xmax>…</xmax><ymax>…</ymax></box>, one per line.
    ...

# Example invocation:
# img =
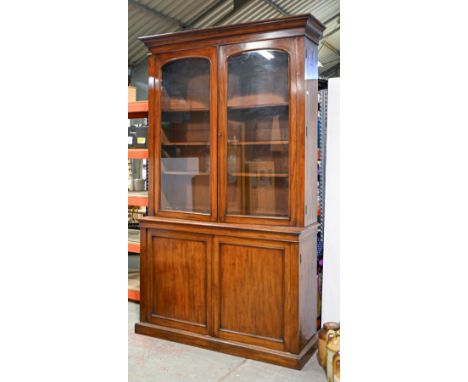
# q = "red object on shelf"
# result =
<box><xmin>128</xmin><ymin>149</ymin><xmax>148</xmax><ymax>159</ymax></box>
<box><xmin>128</xmin><ymin>101</ymin><xmax>148</xmax><ymax>118</ymax></box>
<box><xmin>128</xmin><ymin>289</ymin><xmax>140</xmax><ymax>302</ymax></box>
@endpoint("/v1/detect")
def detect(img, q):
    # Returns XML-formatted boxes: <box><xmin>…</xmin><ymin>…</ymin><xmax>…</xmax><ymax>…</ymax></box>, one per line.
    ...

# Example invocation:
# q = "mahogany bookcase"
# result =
<box><xmin>135</xmin><ymin>14</ymin><xmax>325</xmax><ymax>369</ymax></box>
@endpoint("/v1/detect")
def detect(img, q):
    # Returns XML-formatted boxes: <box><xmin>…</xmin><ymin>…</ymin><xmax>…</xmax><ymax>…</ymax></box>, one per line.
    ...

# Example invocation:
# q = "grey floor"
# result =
<box><xmin>129</xmin><ymin>302</ymin><xmax>327</xmax><ymax>382</ymax></box>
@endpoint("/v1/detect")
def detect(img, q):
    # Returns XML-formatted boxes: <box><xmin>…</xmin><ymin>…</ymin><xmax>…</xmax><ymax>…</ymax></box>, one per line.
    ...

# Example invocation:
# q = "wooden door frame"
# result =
<box><xmin>218</xmin><ymin>38</ymin><xmax>299</xmax><ymax>226</ymax></box>
<box><xmin>150</xmin><ymin>46</ymin><xmax>218</xmax><ymax>222</ymax></box>
<box><xmin>144</xmin><ymin>228</ymin><xmax>213</xmax><ymax>335</ymax></box>
<box><xmin>212</xmin><ymin>235</ymin><xmax>293</xmax><ymax>351</ymax></box>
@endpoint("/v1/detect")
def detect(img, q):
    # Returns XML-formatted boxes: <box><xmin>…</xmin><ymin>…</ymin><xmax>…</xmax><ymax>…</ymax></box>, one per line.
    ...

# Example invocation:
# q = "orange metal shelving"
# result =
<box><xmin>128</xmin><ymin>149</ymin><xmax>148</xmax><ymax>159</ymax></box>
<box><xmin>128</xmin><ymin>100</ymin><xmax>148</xmax><ymax>302</ymax></box>
<box><xmin>128</xmin><ymin>101</ymin><xmax>149</xmax><ymax>118</ymax></box>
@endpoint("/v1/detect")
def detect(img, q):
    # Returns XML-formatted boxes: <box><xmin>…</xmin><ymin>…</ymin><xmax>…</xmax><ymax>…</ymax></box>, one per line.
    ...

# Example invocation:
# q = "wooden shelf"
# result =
<box><xmin>128</xmin><ymin>149</ymin><xmax>148</xmax><ymax>159</ymax></box>
<box><xmin>162</xmin><ymin>142</ymin><xmax>209</xmax><ymax>146</ymax></box>
<box><xmin>227</xmin><ymin>102</ymin><xmax>288</xmax><ymax>110</ymax></box>
<box><xmin>229</xmin><ymin>172</ymin><xmax>289</xmax><ymax>178</ymax></box>
<box><xmin>128</xmin><ymin>191</ymin><xmax>148</xmax><ymax>206</ymax></box>
<box><xmin>162</xmin><ymin>171</ymin><xmax>209</xmax><ymax>176</ymax></box>
<box><xmin>228</xmin><ymin>140</ymin><xmax>288</xmax><ymax>146</ymax></box>
<box><xmin>162</xmin><ymin>107</ymin><xmax>209</xmax><ymax>112</ymax></box>
<box><xmin>128</xmin><ymin>101</ymin><xmax>148</xmax><ymax>118</ymax></box>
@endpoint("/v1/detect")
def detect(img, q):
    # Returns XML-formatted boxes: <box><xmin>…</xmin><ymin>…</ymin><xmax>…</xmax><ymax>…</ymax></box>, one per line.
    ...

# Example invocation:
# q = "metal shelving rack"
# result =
<box><xmin>128</xmin><ymin>100</ymin><xmax>149</xmax><ymax>302</ymax></box>
<box><xmin>318</xmin><ymin>88</ymin><xmax>328</xmax><ymax>237</ymax></box>
<box><xmin>316</xmin><ymin>85</ymin><xmax>328</xmax><ymax>329</ymax></box>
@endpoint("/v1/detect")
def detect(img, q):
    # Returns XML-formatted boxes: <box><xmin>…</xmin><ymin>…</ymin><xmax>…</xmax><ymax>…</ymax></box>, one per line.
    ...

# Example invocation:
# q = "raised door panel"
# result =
<box><xmin>151</xmin><ymin>47</ymin><xmax>217</xmax><ymax>221</ymax></box>
<box><xmin>213</xmin><ymin>236</ymin><xmax>291</xmax><ymax>351</ymax></box>
<box><xmin>146</xmin><ymin>230</ymin><xmax>212</xmax><ymax>334</ymax></box>
<box><xmin>219</xmin><ymin>38</ymin><xmax>299</xmax><ymax>226</ymax></box>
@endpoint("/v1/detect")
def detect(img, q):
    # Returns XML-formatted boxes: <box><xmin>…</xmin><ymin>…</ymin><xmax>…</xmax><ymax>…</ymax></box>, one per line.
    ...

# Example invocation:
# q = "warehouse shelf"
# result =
<box><xmin>128</xmin><ymin>149</ymin><xmax>149</xmax><ymax>159</ymax></box>
<box><xmin>128</xmin><ymin>242</ymin><xmax>140</xmax><ymax>253</ymax></box>
<box><xmin>128</xmin><ymin>289</ymin><xmax>140</xmax><ymax>302</ymax></box>
<box><xmin>128</xmin><ymin>100</ymin><xmax>148</xmax><ymax>303</ymax></box>
<box><xmin>128</xmin><ymin>195</ymin><xmax>145</xmax><ymax>251</ymax></box>
<box><xmin>128</xmin><ymin>101</ymin><xmax>149</xmax><ymax>118</ymax></box>
<box><xmin>128</xmin><ymin>191</ymin><xmax>148</xmax><ymax>207</ymax></box>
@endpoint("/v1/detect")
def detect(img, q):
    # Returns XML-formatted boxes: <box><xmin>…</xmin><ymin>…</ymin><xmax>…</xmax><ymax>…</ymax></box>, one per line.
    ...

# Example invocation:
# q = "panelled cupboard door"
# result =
<box><xmin>151</xmin><ymin>47</ymin><xmax>217</xmax><ymax>221</ymax></box>
<box><xmin>144</xmin><ymin>229</ymin><xmax>213</xmax><ymax>335</ymax></box>
<box><xmin>213</xmin><ymin>236</ymin><xmax>292</xmax><ymax>351</ymax></box>
<box><xmin>219</xmin><ymin>39</ymin><xmax>298</xmax><ymax>226</ymax></box>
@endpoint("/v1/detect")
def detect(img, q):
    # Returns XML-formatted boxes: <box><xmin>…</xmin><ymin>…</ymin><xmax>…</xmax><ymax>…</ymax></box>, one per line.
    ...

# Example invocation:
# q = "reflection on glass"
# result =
<box><xmin>226</xmin><ymin>50</ymin><xmax>289</xmax><ymax>218</ymax></box>
<box><xmin>160</xmin><ymin>58</ymin><xmax>211</xmax><ymax>214</ymax></box>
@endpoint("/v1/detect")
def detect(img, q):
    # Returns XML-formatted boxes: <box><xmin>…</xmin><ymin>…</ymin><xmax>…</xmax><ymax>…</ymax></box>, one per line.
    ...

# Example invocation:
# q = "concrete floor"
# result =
<box><xmin>129</xmin><ymin>302</ymin><xmax>327</xmax><ymax>382</ymax></box>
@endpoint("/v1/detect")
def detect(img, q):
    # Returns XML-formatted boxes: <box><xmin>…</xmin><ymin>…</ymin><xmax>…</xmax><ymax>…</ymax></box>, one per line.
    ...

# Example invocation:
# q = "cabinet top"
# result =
<box><xmin>139</xmin><ymin>14</ymin><xmax>325</xmax><ymax>50</ymax></box>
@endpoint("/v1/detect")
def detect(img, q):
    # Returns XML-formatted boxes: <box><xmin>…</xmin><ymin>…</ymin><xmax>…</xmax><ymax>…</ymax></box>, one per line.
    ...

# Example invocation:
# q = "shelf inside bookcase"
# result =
<box><xmin>228</xmin><ymin>140</ymin><xmax>288</xmax><ymax>146</ymax></box>
<box><xmin>162</xmin><ymin>142</ymin><xmax>209</xmax><ymax>146</ymax></box>
<box><xmin>162</xmin><ymin>171</ymin><xmax>209</xmax><ymax>176</ymax></box>
<box><xmin>229</xmin><ymin>172</ymin><xmax>288</xmax><ymax>178</ymax></box>
<box><xmin>227</xmin><ymin>102</ymin><xmax>288</xmax><ymax>110</ymax></box>
<box><xmin>162</xmin><ymin>107</ymin><xmax>209</xmax><ymax>112</ymax></box>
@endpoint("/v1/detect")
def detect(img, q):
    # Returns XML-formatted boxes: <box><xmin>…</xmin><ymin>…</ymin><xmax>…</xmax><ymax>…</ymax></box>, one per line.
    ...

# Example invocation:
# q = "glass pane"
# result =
<box><xmin>226</xmin><ymin>50</ymin><xmax>289</xmax><ymax>218</ymax></box>
<box><xmin>160</xmin><ymin>58</ymin><xmax>211</xmax><ymax>214</ymax></box>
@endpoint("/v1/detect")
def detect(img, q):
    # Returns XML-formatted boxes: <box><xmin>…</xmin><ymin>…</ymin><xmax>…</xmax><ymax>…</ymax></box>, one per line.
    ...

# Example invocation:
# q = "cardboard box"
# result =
<box><xmin>128</xmin><ymin>86</ymin><xmax>137</xmax><ymax>102</ymax></box>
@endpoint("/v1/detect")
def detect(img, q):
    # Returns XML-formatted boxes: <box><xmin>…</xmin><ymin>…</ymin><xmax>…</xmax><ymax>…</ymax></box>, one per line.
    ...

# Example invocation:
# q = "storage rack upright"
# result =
<box><xmin>316</xmin><ymin>83</ymin><xmax>328</xmax><ymax>329</ymax></box>
<box><xmin>128</xmin><ymin>100</ymin><xmax>149</xmax><ymax>302</ymax></box>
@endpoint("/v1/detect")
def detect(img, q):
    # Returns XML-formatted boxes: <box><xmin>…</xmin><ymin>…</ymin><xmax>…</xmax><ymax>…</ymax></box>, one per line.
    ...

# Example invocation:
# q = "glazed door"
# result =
<box><xmin>151</xmin><ymin>47</ymin><xmax>217</xmax><ymax>221</ymax></box>
<box><xmin>143</xmin><ymin>229</ymin><xmax>213</xmax><ymax>335</ymax></box>
<box><xmin>213</xmin><ymin>236</ymin><xmax>292</xmax><ymax>351</ymax></box>
<box><xmin>219</xmin><ymin>39</ymin><xmax>298</xmax><ymax>226</ymax></box>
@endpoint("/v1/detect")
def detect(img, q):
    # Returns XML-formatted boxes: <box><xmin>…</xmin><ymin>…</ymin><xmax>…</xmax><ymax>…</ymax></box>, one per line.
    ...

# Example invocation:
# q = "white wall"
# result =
<box><xmin>322</xmin><ymin>78</ymin><xmax>340</xmax><ymax>323</ymax></box>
